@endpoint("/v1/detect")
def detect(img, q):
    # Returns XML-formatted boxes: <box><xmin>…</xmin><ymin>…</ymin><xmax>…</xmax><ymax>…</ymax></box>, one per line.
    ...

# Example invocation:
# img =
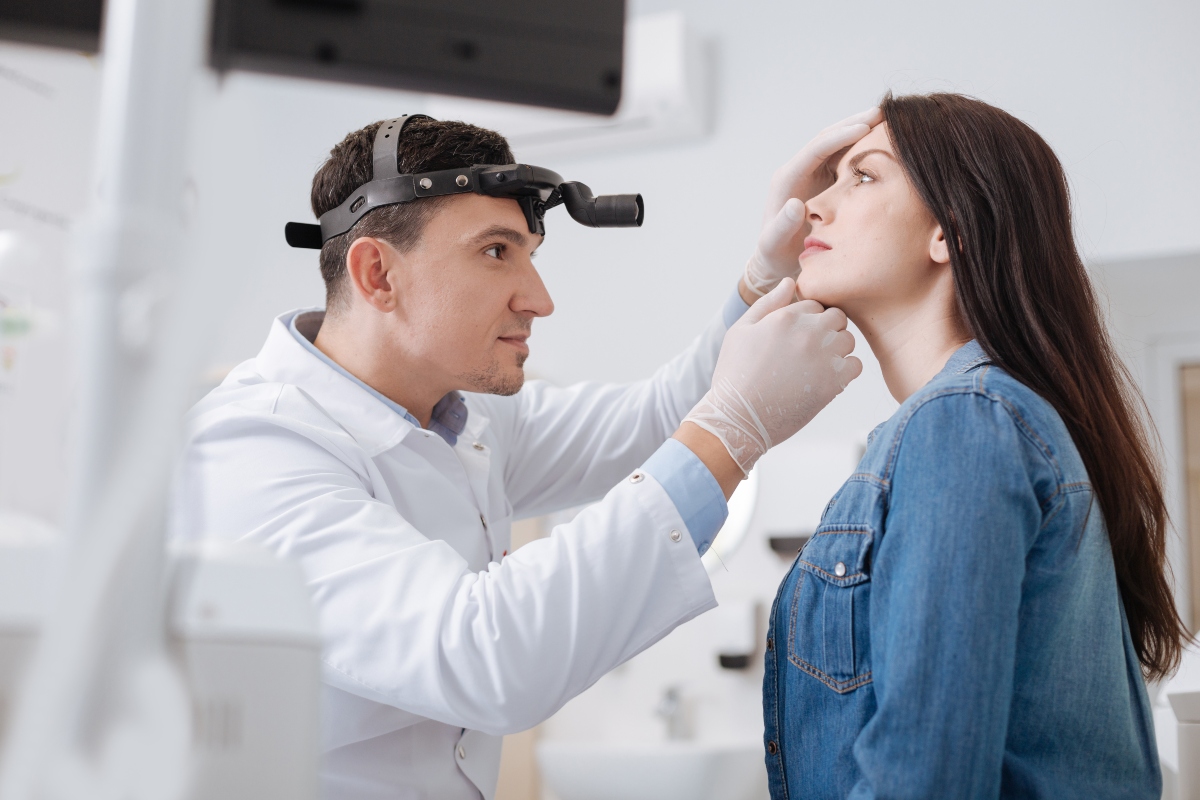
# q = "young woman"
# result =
<box><xmin>762</xmin><ymin>93</ymin><xmax>1184</xmax><ymax>798</ymax></box>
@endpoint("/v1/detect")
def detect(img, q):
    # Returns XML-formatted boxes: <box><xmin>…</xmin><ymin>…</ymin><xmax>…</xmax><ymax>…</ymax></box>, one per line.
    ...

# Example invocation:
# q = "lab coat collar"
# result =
<box><xmin>254</xmin><ymin>309</ymin><xmax>420</xmax><ymax>457</ymax></box>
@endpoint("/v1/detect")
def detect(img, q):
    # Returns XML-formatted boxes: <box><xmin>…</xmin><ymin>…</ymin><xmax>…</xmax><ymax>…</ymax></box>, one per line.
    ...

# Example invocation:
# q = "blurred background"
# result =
<box><xmin>1</xmin><ymin>0</ymin><xmax>1198</xmax><ymax>798</ymax></box>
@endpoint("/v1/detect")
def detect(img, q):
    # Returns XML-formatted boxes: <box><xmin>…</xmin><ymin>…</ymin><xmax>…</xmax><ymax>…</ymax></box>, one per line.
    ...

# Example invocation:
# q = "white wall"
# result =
<box><xmin>0</xmin><ymin>0</ymin><xmax>1198</xmax><ymax>776</ymax></box>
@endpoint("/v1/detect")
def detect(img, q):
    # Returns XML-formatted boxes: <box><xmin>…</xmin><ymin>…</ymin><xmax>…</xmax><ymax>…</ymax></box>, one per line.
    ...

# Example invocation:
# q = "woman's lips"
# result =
<box><xmin>800</xmin><ymin>236</ymin><xmax>832</xmax><ymax>260</ymax></box>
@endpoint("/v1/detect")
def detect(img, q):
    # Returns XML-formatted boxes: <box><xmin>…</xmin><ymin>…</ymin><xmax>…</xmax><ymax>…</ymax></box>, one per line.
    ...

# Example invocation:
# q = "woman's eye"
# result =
<box><xmin>853</xmin><ymin>168</ymin><xmax>875</xmax><ymax>184</ymax></box>
<box><xmin>484</xmin><ymin>245</ymin><xmax>503</xmax><ymax>259</ymax></box>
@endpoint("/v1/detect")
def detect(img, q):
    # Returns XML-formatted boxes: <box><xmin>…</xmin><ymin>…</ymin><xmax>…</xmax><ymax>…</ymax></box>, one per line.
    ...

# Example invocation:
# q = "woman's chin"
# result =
<box><xmin>796</xmin><ymin>276</ymin><xmax>842</xmax><ymax>307</ymax></box>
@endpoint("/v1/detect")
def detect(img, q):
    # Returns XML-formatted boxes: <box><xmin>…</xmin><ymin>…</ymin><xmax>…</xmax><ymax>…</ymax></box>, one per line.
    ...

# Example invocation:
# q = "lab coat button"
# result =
<box><xmin>457</xmin><ymin>745</ymin><xmax>466</xmax><ymax>760</ymax></box>
<box><xmin>629</xmin><ymin>471</ymin><xmax>644</xmax><ymax>484</ymax></box>
<box><xmin>834</xmin><ymin>561</ymin><xmax>846</xmax><ymax>577</ymax></box>
<box><xmin>472</xmin><ymin>441</ymin><xmax>485</xmax><ymax>451</ymax></box>
<box><xmin>480</xmin><ymin>514</ymin><xmax>488</xmax><ymax>530</ymax></box>
<box><xmin>670</xmin><ymin>529</ymin><xmax>682</xmax><ymax>543</ymax></box>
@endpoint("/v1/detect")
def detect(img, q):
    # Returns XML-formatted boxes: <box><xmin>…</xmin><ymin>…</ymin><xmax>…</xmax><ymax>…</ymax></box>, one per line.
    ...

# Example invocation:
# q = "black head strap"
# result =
<box><xmin>372</xmin><ymin>114</ymin><xmax>429</xmax><ymax>180</ymax></box>
<box><xmin>284</xmin><ymin>113</ymin><xmax>643</xmax><ymax>249</ymax></box>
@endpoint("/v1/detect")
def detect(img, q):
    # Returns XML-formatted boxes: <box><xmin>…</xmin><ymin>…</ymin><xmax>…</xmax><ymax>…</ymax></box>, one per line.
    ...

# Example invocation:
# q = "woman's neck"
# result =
<box><xmin>852</xmin><ymin>299</ymin><xmax>971</xmax><ymax>404</ymax></box>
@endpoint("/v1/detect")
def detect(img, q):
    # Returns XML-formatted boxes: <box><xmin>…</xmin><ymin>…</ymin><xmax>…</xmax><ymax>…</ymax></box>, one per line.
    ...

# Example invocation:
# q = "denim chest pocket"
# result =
<box><xmin>788</xmin><ymin>526</ymin><xmax>874</xmax><ymax>694</ymax></box>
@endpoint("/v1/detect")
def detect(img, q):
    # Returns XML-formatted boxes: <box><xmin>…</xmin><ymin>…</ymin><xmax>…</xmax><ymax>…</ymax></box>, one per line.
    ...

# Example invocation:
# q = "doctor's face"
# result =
<box><xmin>390</xmin><ymin>193</ymin><xmax>553</xmax><ymax>396</ymax></box>
<box><xmin>797</xmin><ymin>124</ymin><xmax>949</xmax><ymax>327</ymax></box>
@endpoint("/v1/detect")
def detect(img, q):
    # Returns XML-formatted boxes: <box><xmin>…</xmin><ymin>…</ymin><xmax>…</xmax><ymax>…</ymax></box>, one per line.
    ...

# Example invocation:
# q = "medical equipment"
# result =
<box><xmin>210</xmin><ymin>0</ymin><xmax>626</xmax><ymax>114</ymax></box>
<box><xmin>0</xmin><ymin>513</ymin><xmax>321</xmax><ymax>800</ymax></box>
<box><xmin>283</xmin><ymin>113</ymin><xmax>644</xmax><ymax>249</ymax></box>
<box><xmin>3</xmin><ymin>0</ymin><xmax>628</xmax><ymax>115</ymax></box>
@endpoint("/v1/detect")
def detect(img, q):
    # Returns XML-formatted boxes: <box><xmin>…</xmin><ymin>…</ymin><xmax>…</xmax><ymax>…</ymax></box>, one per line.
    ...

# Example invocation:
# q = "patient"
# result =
<box><xmin>762</xmin><ymin>93</ymin><xmax>1184</xmax><ymax>798</ymax></box>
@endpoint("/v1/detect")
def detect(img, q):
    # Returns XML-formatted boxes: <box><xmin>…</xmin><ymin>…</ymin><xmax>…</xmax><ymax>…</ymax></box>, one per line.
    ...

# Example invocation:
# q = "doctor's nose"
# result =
<box><xmin>514</xmin><ymin>263</ymin><xmax>555</xmax><ymax>319</ymax></box>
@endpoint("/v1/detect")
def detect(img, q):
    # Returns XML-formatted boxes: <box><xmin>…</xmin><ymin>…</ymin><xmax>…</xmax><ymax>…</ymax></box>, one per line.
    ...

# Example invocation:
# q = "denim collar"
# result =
<box><xmin>938</xmin><ymin>339</ymin><xmax>992</xmax><ymax>378</ymax></box>
<box><xmin>288</xmin><ymin>310</ymin><xmax>468</xmax><ymax>447</ymax></box>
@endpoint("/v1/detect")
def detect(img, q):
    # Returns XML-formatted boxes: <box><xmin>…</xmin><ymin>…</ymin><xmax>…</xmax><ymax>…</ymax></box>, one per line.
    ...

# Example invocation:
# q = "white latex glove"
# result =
<box><xmin>684</xmin><ymin>279</ymin><xmax>862</xmax><ymax>474</ymax></box>
<box><xmin>743</xmin><ymin>107</ymin><xmax>884</xmax><ymax>296</ymax></box>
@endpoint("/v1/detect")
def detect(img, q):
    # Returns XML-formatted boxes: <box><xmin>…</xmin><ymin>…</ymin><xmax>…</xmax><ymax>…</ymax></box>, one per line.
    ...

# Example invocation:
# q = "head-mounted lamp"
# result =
<box><xmin>285</xmin><ymin>114</ymin><xmax>644</xmax><ymax>249</ymax></box>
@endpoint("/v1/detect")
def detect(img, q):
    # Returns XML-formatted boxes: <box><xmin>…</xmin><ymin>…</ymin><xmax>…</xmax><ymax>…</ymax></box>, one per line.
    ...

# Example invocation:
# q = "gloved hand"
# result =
<box><xmin>684</xmin><ymin>279</ymin><xmax>861</xmax><ymax>474</ymax></box>
<box><xmin>743</xmin><ymin>107</ymin><xmax>884</xmax><ymax>296</ymax></box>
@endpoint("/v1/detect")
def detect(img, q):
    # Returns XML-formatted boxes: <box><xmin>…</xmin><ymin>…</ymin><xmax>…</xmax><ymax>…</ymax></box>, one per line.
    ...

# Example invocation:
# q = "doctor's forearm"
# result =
<box><xmin>673</xmin><ymin>422</ymin><xmax>743</xmax><ymax>499</ymax></box>
<box><xmin>737</xmin><ymin>276</ymin><xmax>760</xmax><ymax>306</ymax></box>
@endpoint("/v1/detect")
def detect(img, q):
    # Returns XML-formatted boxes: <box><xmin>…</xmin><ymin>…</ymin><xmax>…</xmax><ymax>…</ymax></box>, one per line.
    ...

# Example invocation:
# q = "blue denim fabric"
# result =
<box><xmin>763</xmin><ymin>341</ymin><xmax>1160</xmax><ymax>799</ymax></box>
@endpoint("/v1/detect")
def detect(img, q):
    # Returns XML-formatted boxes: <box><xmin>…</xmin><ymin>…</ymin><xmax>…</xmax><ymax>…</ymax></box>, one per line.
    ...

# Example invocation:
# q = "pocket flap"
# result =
<box><xmin>797</xmin><ymin>526</ymin><xmax>873</xmax><ymax>587</ymax></box>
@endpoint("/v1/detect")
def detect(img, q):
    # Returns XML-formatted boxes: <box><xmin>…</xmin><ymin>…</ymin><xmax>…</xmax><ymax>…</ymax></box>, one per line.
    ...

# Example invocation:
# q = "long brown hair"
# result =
<box><xmin>880</xmin><ymin>92</ymin><xmax>1186</xmax><ymax>680</ymax></box>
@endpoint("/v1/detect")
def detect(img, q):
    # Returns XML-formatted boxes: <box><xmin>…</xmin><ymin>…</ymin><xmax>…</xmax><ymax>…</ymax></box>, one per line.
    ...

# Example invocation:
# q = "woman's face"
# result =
<box><xmin>797</xmin><ymin>124</ymin><xmax>950</xmax><ymax>325</ymax></box>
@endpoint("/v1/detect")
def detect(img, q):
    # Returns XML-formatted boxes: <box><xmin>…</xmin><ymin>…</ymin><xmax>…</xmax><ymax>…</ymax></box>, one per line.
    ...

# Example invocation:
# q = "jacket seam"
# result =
<box><xmin>878</xmin><ymin>372</ymin><xmax>1067</xmax><ymax>501</ymax></box>
<box><xmin>786</xmin><ymin>568</ymin><xmax>872</xmax><ymax>694</ymax></box>
<box><xmin>786</xmin><ymin>655</ymin><xmax>874</xmax><ymax>694</ymax></box>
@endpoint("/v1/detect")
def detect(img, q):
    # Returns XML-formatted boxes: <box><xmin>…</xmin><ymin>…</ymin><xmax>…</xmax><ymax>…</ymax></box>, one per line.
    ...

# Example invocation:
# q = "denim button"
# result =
<box><xmin>834</xmin><ymin>561</ymin><xmax>846</xmax><ymax>577</ymax></box>
<box><xmin>767</xmin><ymin>637</ymin><xmax>774</xmax><ymax>651</ymax></box>
<box><xmin>767</xmin><ymin>740</ymin><xmax>778</xmax><ymax>755</ymax></box>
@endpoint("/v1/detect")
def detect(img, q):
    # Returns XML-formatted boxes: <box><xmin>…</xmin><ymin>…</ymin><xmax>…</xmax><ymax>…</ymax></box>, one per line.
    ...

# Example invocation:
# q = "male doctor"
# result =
<box><xmin>174</xmin><ymin>110</ymin><xmax>877</xmax><ymax>799</ymax></box>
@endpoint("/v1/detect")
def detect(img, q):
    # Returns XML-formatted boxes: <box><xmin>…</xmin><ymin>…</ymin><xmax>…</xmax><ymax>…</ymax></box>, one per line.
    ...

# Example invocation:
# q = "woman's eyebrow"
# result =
<box><xmin>847</xmin><ymin>149</ymin><xmax>897</xmax><ymax>170</ymax></box>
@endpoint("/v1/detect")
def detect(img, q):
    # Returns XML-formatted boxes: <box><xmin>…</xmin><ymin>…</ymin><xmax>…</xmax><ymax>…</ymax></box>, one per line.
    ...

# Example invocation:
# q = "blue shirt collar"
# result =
<box><xmin>938</xmin><ymin>339</ymin><xmax>992</xmax><ymax>378</ymax></box>
<box><xmin>288</xmin><ymin>311</ymin><xmax>468</xmax><ymax>447</ymax></box>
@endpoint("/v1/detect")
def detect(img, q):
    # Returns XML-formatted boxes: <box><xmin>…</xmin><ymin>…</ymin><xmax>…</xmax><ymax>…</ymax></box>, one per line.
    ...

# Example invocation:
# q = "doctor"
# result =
<box><xmin>174</xmin><ymin>111</ymin><xmax>876</xmax><ymax>799</ymax></box>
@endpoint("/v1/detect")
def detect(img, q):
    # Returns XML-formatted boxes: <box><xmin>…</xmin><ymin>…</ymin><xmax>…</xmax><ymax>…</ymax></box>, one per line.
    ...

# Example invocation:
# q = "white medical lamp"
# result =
<box><xmin>701</xmin><ymin>469</ymin><xmax>760</xmax><ymax>575</ymax></box>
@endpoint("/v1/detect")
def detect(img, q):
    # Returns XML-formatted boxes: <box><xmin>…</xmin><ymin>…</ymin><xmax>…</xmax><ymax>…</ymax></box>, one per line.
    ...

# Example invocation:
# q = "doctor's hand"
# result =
<box><xmin>742</xmin><ymin>107</ymin><xmax>883</xmax><ymax>297</ymax></box>
<box><xmin>679</xmin><ymin>279</ymin><xmax>861</xmax><ymax>484</ymax></box>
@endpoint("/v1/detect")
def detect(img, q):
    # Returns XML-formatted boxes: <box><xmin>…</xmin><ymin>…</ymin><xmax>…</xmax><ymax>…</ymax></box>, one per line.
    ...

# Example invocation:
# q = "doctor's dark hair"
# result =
<box><xmin>310</xmin><ymin>117</ymin><xmax>514</xmax><ymax>314</ymax></box>
<box><xmin>880</xmin><ymin>92</ymin><xmax>1186</xmax><ymax>680</ymax></box>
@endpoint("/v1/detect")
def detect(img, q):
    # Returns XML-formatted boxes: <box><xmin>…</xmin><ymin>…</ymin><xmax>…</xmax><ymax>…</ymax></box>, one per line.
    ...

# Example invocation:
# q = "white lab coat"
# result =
<box><xmin>173</xmin><ymin>304</ymin><xmax>730</xmax><ymax>800</ymax></box>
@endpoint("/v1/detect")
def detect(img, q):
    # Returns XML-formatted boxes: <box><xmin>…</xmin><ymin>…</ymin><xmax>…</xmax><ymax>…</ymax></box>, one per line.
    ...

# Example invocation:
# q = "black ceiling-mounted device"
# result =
<box><xmin>212</xmin><ymin>0</ymin><xmax>626</xmax><ymax>115</ymax></box>
<box><xmin>285</xmin><ymin>114</ymin><xmax>643</xmax><ymax>249</ymax></box>
<box><xmin>4</xmin><ymin>1</ymin><xmax>626</xmax><ymax>116</ymax></box>
<box><xmin>0</xmin><ymin>0</ymin><xmax>104</xmax><ymax>51</ymax></box>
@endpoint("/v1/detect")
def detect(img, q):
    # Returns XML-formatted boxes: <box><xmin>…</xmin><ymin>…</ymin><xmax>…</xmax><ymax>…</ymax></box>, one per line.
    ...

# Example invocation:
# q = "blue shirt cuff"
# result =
<box><xmin>641</xmin><ymin>439</ymin><xmax>728</xmax><ymax>556</ymax></box>
<box><xmin>722</xmin><ymin>286</ymin><xmax>751</xmax><ymax>329</ymax></box>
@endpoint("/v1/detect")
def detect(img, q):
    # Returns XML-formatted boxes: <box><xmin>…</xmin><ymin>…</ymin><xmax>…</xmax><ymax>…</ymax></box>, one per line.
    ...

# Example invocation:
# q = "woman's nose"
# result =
<box><xmin>807</xmin><ymin>187</ymin><xmax>833</xmax><ymax>224</ymax></box>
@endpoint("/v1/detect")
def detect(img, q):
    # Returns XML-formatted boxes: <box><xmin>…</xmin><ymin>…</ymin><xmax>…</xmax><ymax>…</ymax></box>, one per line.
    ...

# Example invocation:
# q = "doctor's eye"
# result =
<box><xmin>484</xmin><ymin>245</ymin><xmax>504</xmax><ymax>259</ymax></box>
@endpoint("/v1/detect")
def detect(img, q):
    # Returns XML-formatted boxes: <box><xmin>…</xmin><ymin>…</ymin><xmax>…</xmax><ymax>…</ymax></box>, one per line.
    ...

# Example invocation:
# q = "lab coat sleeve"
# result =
<box><xmin>176</xmin><ymin>406</ymin><xmax>717</xmax><ymax>737</ymax></box>
<box><xmin>848</xmin><ymin>395</ymin><xmax>1040</xmax><ymax>799</ymax></box>
<box><xmin>486</xmin><ymin>290</ymin><xmax>749</xmax><ymax>519</ymax></box>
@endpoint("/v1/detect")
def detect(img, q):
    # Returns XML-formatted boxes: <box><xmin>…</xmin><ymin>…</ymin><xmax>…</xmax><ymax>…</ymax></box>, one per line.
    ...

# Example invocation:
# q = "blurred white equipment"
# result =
<box><xmin>0</xmin><ymin>512</ymin><xmax>60</xmax><ymax>750</ymax></box>
<box><xmin>170</xmin><ymin>541</ymin><xmax>321</xmax><ymax>799</ymax></box>
<box><xmin>1154</xmin><ymin>643</ymin><xmax>1200</xmax><ymax>799</ymax></box>
<box><xmin>0</xmin><ymin>232</ymin><xmax>58</xmax><ymax>390</ymax></box>
<box><xmin>0</xmin><ymin>0</ymin><xmax>324</xmax><ymax>795</ymax></box>
<box><xmin>0</xmin><ymin>515</ymin><xmax>321</xmax><ymax>800</ymax></box>
<box><xmin>1171</xmin><ymin>690</ymin><xmax>1200</xmax><ymax>800</ymax></box>
<box><xmin>429</xmin><ymin>12</ymin><xmax>711</xmax><ymax>159</ymax></box>
<box><xmin>537</xmin><ymin>740</ymin><xmax>768</xmax><ymax>800</ymax></box>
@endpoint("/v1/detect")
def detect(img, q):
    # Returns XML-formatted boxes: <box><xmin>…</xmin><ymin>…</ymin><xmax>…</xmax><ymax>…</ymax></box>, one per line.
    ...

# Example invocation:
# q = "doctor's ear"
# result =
<box><xmin>929</xmin><ymin>225</ymin><xmax>951</xmax><ymax>265</ymax></box>
<box><xmin>345</xmin><ymin>237</ymin><xmax>399</xmax><ymax>312</ymax></box>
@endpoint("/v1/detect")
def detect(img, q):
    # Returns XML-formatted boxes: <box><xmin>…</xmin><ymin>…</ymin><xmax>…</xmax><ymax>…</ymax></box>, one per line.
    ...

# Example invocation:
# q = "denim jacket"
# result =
<box><xmin>763</xmin><ymin>341</ymin><xmax>1160</xmax><ymax>799</ymax></box>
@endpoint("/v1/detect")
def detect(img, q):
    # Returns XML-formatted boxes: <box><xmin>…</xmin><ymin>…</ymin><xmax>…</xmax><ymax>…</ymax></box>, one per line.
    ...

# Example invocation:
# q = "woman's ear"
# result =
<box><xmin>929</xmin><ymin>225</ymin><xmax>951</xmax><ymax>265</ymax></box>
<box><xmin>345</xmin><ymin>237</ymin><xmax>399</xmax><ymax>312</ymax></box>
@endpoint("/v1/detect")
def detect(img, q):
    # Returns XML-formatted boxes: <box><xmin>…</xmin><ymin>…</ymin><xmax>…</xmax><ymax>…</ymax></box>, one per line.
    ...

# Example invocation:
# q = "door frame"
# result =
<box><xmin>1145</xmin><ymin>333</ymin><xmax>1200</xmax><ymax>630</ymax></box>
